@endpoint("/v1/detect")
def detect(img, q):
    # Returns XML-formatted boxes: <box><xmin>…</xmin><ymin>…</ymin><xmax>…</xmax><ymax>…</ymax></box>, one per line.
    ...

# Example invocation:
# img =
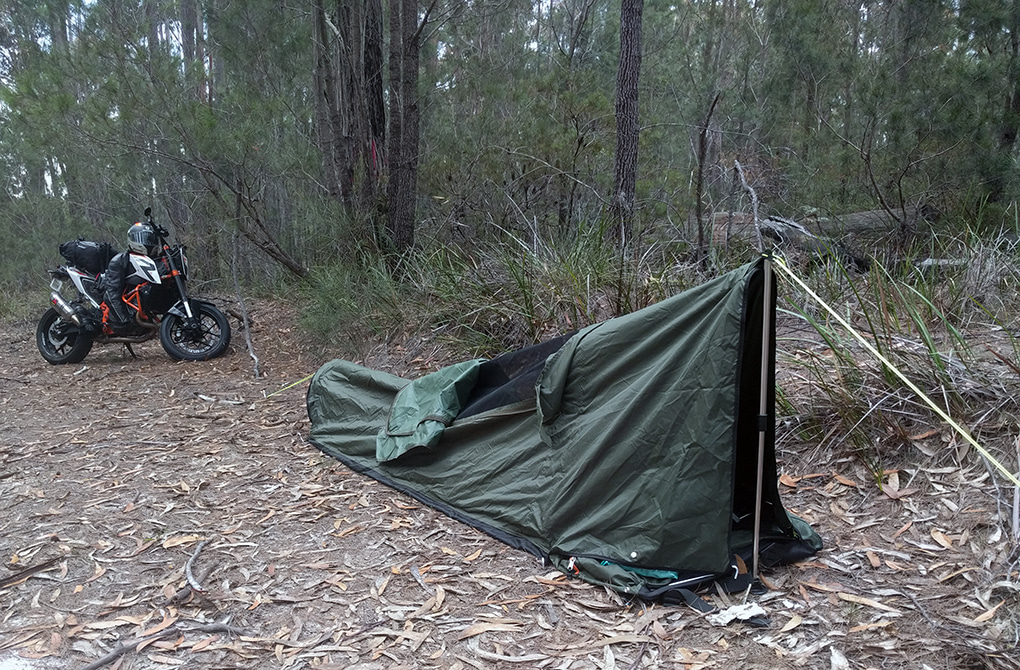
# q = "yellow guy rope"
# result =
<box><xmin>263</xmin><ymin>372</ymin><xmax>316</xmax><ymax>399</ymax></box>
<box><xmin>772</xmin><ymin>256</ymin><xmax>1020</xmax><ymax>489</ymax></box>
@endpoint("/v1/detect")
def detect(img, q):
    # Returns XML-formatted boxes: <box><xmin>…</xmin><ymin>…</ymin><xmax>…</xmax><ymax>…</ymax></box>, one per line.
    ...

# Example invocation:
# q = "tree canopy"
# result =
<box><xmin>2</xmin><ymin>0</ymin><xmax>1018</xmax><ymax>288</ymax></box>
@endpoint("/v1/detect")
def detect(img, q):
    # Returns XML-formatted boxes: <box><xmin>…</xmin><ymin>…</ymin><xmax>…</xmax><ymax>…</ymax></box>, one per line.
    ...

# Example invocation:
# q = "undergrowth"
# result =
<box><xmin>301</xmin><ymin>225</ymin><xmax>723</xmax><ymax>359</ymax></box>
<box><xmin>0</xmin><ymin>281</ymin><xmax>45</xmax><ymax>323</ymax></box>
<box><xmin>299</xmin><ymin>221</ymin><xmax>1020</xmax><ymax>501</ymax></box>
<box><xmin>775</xmin><ymin>233</ymin><xmax>1020</xmax><ymax>491</ymax></box>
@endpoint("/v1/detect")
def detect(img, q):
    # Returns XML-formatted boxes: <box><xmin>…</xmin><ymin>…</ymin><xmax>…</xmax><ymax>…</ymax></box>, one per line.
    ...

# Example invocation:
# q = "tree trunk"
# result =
<box><xmin>694</xmin><ymin>94</ymin><xmax>720</xmax><ymax>258</ymax></box>
<box><xmin>609</xmin><ymin>0</ymin><xmax>643</xmax><ymax>248</ymax></box>
<box><xmin>145</xmin><ymin>0</ymin><xmax>162</xmax><ymax>55</ymax></box>
<box><xmin>364</xmin><ymin>0</ymin><xmax>386</xmax><ymax>200</ymax></box>
<box><xmin>313</xmin><ymin>1</ymin><xmax>343</xmax><ymax>202</ymax></box>
<box><xmin>991</xmin><ymin>0</ymin><xmax>1020</xmax><ymax>201</ymax></box>
<box><xmin>313</xmin><ymin>0</ymin><xmax>386</xmax><ymax>212</ymax></box>
<box><xmin>180</xmin><ymin>0</ymin><xmax>205</xmax><ymax>100</ymax></box>
<box><xmin>181</xmin><ymin>0</ymin><xmax>197</xmax><ymax>63</ymax></box>
<box><xmin>386</xmin><ymin>0</ymin><xmax>421</xmax><ymax>254</ymax></box>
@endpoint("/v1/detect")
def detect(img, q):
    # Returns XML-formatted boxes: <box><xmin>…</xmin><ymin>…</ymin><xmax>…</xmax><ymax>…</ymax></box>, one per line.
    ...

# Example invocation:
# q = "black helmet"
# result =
<box><xmin>127</xmin><ymin>222</ymin><xmax>159</xmax><ymax>256</ymax></box>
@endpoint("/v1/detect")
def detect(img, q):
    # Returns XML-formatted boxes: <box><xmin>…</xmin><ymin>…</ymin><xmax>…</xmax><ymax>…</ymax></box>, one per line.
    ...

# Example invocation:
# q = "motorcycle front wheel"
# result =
<box><xmin>159</xmin><ymin>303</ymin><xmax>231</xmax><ymax>361</ymax></box>
<box><xmin>37</xmin><ymin>307</ymin><xmax>93</xmax><ymax>365</ymax></box>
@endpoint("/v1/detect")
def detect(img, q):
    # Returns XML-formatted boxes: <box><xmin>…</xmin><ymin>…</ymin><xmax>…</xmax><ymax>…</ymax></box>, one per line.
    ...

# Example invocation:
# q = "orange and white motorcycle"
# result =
<box><xmin>37</xmin><ymin>208</ymin><xmax>231</xmax><ymax>364</ymax></box>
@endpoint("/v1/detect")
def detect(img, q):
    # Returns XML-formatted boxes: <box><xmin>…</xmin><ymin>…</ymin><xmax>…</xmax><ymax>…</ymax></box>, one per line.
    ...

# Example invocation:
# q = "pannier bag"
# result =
<box><xmin>58</xmin><ymin>239</ymin><xmax>117</xmax><ymax>275</ymax></box>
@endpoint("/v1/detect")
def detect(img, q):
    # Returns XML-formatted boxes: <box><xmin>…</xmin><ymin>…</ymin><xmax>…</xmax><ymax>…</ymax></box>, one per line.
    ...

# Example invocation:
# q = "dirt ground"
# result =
<box><xmin>1</xmin><ymin>299</ymin><xmax>1018</xmax><ymax>670</ymax></box>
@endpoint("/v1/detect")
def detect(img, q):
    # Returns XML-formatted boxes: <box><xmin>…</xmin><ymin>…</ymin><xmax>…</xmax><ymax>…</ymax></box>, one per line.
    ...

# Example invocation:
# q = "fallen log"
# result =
<box><xmin>758</xmin><ymin>216</ymin><xmax>872</xmax><ymax>272</ymax></box>
<box><xmin>711</xmin><ymin>206</ymin><xmax>926</xmax><ymax>246</ymax></box>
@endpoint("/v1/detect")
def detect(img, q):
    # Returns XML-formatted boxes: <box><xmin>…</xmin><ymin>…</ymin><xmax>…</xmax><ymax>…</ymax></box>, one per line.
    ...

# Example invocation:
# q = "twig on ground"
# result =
<box><xmin>185</xmin><ymin>539</ymin><xmax>211</xmax><ymax>593</ymax></box>
<box><xmin>628</xmin><ymin>641</ymin><xmax>650</xmax><ymax>670</ymax></box>
<box><xmin>1013</xmin><ymin>435</ymin><xmax>1020</xmax><ymax>540</ymax></box>
<box><xmin>166</xmin><ymin>561</ymin><xmax>217</xmax><ymax>605</ymax></box>
<box><xmin>627</xmin><ymin>624</ymin><xmax>651</xmax><ymax>670</ymax></box>
<box><xmin>336</xmin><ymin>619</ymin><xmax>388</xmax><ymax>645</ymax></box>
<box><xmin>0</xmin><ymin>556</ymin><xmax>61</xmax><ymax>589</ymax></box>
<box><xmin>77</xmin><ymin>621</ymin><xmax>254</xmax><ymax>670</ymax></box>
<box><xmin>184</xmin><ymin>621</ymin><xmax>253</xmax><ymax>637</ymax></box>
<box><xmin>896</xmin><ymin>589</ymin><xmax>952</xmax><ymax>634</ymax></box>
<box><xmin>77</xmin><ymin>629</ymin><xmax>177</xmax><ymax>670</ymax></box>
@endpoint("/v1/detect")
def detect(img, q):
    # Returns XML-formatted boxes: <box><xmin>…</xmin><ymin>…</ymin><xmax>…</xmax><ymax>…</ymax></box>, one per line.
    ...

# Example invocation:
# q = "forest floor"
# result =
<box><xmin>1</xmin><ymin>297</ymin><xmax>1018</xmax><ymax>670</ymax></box>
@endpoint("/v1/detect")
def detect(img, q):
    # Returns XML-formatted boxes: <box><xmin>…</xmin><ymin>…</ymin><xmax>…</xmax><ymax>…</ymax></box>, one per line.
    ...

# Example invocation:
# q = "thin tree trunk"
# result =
<box><xmin>386</xmin><ymin>0</ymin><xmax>421</xmax><ymax>254</ymax></box>
<box><xmin>181</xmin><ymin>0</ymin><xmax>197</xmax><ymax>64</ymax></box>
<box><xmin>610</xmin><ymin>0</ymin><xmax>643</xmax><ymax>248</ymax></box>
<box><xmin>695</xmin><ymin>93</ymin><xmax>720</xmax><ymax>259</ymax></box>
<box><xmin>385</xmin><ymin>0</ymin><xmax>405</xmax><ymax>252</ymax></box>
<box><xmin>398</xmin><ymin>0</ymin><xmax>420</xmax><ymax>251</ymax></box>
<box><xmin>364</xmin><ymin>0</ymin><xmax>386</xmax><ymax>196</ymax></box>
<box><xmin>313</xmin><ymin>1</ymin><xmax>344</xmax><ymax>202</ymax></box>
<box><xmin>992</xmin><ymin>0</ymin><xmax>1020</xmax><ymax>201</ymax></box>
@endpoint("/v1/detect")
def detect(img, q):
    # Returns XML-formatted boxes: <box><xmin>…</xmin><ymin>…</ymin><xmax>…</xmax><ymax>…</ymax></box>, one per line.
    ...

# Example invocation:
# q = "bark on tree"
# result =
<box><xmin>313</xmin><ymin>3</ymin><xmax>340</xmax><ymax>201</ymax></box>
<box><xmin>386</xmin><ymin>0</ymin><xmax>423</xmax><ymax>255</ymax></box>
<box><xmin>385</xmin><ymin>0</ymin><xmax>405</xmax><ymax>252</ymax></box>
<box><xmin>313</xmin><ymin>0</ymin><xmax>386</xmax><ymax>211</ymax></box>
<box><xmin>610</xmin><ymin>0</ymin><xmax>643</xmax><ymax>248</ymax></box>
<box><xmin>364</xmin><ymin>0</ymin><xmax>386</xmax><ymax>201</ymax></box>
<box><xmin>992</xmin><ymin>0</ymin><xmax>1020</xmax><ymax>202</ymax></box>
<box><xmin>694</xmin><ymin>93</ymin><xmax>720</xmax><ymax>258</ymax></box>
<box><xmin>181</xmin><ymin>0</ymin><xmax>197</xmax><ymax>63</ymax></box>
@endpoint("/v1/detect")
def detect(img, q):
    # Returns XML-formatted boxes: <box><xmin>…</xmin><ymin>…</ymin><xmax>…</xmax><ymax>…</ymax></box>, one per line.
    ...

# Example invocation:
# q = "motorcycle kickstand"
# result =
<box><xmin>123</xmin><ymin>343</ymin><xmax>137</xmax><ymax>359</ymax></box>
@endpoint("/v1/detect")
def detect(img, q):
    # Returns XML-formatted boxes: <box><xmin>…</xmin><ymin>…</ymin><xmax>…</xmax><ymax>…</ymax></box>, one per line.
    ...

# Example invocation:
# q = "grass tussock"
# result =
<box><xmin>775</xmin><ymin>235</ymin><xmax>1020</xmax><ymax>489</ymax></box>
<box><xmin>301</xmin><ymin>224</ymin><xmax>726</xmax><ymax>359</ymax></box>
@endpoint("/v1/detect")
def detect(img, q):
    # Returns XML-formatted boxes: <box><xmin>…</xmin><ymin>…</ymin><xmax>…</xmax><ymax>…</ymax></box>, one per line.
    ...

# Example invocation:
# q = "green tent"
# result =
<box><xmin>307</xmin><ymin>258</ymin><xmax>821</xmax><ymax>603</ymax></box>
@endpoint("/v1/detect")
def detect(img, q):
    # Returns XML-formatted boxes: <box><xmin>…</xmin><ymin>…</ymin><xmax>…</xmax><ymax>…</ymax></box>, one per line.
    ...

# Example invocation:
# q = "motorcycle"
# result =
<box><xmin>37</xmin><ymin>207</ymin><xmax>231</xmax><ymax>364</ymax></box>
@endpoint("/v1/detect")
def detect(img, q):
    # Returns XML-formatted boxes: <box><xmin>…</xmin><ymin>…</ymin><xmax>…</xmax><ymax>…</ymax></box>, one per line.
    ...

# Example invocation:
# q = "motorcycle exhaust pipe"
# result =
<box><xmin>103</xmin><ymin>334</ymin><xmax>157</xmax><ymax>344</ymax></box>
<box><xmin>50</xmin><ymin>292</ymin><xmax>82</xmax><ymax>326</ymax></box>
<box><xmin>134</xmin><ymin>313</ymin><xmax>159</xmax><ymax>331</ymax></box>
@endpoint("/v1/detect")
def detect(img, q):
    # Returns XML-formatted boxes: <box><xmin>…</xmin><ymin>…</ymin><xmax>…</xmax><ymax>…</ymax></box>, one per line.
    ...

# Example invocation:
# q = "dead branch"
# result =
<box><xmin>166</xmin><ymin>562</ymin><xmax>217</xmax><ymax>605</ymax></box>
<box><xmin>184</xmin><ymin>621</ymin><xmax>253</xmax><ymax>637</ymax></box>
<box><xmin>185</xmin><ymin>539</ymin><xmax>210</xmax><ymax>593</ymax></box>
<box><xmin>695</xmin><ymin>93</ymin><xmax>721</xmax><ymax>258</ymax></box>
<box><xmin>0</xmin><ymin>556</ymin><xmax>62</xmax><ymax>589</ymax></box>
<box><xmin>77</xmin><ymin>628</ymin><xmax>177</xmax><ymax>670</ymax></box>
<box><xmin>231</xmin><ymin>231</ymin><xmax>261</xmax><ymax>378</ymax></box>
<box><xmin>77</xmin><ymin>621</ymin><xmax>254</xmax><ymax>670</ymax></box>
<box><xmin>734</xmin><ymin>161</ymin><xmax>762</xmax><ymax>252</ymax></box>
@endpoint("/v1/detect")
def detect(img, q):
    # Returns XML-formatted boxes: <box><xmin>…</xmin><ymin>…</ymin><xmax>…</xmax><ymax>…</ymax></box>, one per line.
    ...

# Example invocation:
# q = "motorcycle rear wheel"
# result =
<box><xmin>159</xmin><ymin>303</ymin><xmax>231</xmax><ymax>361</ymax></box>
<box><xmin>37</xmin><ymin>307</ymin><xmax>93</xmax><ymax>364</ymax></box>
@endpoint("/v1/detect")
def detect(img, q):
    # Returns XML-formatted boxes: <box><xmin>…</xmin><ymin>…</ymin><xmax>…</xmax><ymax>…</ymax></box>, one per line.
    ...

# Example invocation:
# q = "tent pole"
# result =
<box><xmin>752</xmin><ymin>255</ymin><xmax>773</xmax><ymax>582</ymax></box>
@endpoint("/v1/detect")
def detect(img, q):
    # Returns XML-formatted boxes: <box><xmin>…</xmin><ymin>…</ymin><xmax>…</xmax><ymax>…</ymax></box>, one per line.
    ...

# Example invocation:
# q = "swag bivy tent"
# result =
<box><xmin>306</xmin><ymin>257</ymin><xmax>822</xmax><ymax>604</ymax></box>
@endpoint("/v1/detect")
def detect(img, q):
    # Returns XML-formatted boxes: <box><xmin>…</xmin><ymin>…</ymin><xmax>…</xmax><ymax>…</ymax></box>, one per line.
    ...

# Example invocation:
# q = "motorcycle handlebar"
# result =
<box><xmin>143</xmin><ymin>207</ymin><xmax>171</xmax><ymax>240</ymax></box>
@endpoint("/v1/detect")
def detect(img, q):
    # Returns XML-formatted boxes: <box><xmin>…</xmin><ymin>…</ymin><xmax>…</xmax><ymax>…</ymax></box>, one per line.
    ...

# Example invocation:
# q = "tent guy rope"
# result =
<box><xmin>263</xmin><ymin>372</ymin><xmax>315</xmax><ymax>398</ymax></box>
<box><xmin>772</xmin><ymin>255</ymin><xmax>1020</xmax><ymax>489</ymax></box>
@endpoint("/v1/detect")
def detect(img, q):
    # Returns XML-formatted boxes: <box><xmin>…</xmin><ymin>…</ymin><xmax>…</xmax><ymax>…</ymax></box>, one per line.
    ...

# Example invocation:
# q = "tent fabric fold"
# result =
<box><xmin>307</xmin><ymin>258</ymin><xmax>822</xmax><ymax>600</ymax></box>
<box><xmin>375</xmin><ymin>358</ymin><xmax>484</xmax><ymax>462</ymax></box>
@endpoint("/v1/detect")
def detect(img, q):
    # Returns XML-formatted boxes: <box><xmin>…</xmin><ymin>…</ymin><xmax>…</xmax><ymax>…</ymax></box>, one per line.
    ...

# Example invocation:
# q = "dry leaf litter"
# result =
<box><xmin>0</xmin><ymin>301</ymin><xmax>1017</xmax><ymax>669</ymax></box>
